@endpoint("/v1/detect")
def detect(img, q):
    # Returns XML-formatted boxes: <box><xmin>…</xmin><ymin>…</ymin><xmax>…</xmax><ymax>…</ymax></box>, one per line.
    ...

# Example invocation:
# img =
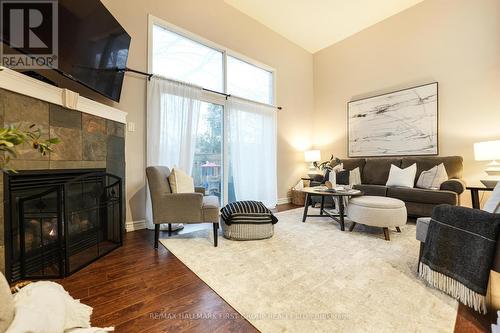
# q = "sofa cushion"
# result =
<box><xmin>353</xmin><ymin>184</ymin><xmax>388</xmax><ymax>196</ymax></box>
<box><xmin>405</xmin><ymin>202</ymin><xmax>436</xmax><ymax>217</ymax></box>
<box><xmin>387</xmin><ymin>187</ymin><xmax>458</xmax><ymax>205</ymax></box>
<box><xmin>401</xmin><ymin>156</ymin><xmax>463</xmax><ymax>184</ymax></box>
<box><xmin>362</xmin><ymin>158</ymin><xmax>402</xmax><ymax>185</ymax></box>
<box><xmin>341</xmin><ymin>158</ymin><xmax>366</xmax><ymax>175</ymax></box>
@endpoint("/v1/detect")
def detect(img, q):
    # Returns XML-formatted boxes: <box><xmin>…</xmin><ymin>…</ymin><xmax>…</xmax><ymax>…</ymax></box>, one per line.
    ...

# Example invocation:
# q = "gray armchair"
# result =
<box><xmin>417</xmin><ymin>183</ymin><xmax>500</xmax><ymax>268</ymax></box>
<box><xmin>146</xmin><ymin>166</ymin><xmax>220</xmax><ymax>248</ymax></box>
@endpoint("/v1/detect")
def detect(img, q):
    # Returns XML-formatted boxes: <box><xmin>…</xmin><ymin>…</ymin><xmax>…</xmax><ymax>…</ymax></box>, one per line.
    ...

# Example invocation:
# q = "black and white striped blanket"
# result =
<box><xmin>220</xmin><ymin>201</ymin><xmax>279</xmax><ymax>225</ymax></box>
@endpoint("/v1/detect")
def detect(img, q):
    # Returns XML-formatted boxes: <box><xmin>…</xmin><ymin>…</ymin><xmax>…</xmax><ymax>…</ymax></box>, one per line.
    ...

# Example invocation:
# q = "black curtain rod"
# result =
<box><xmin>119</xmin><ymin>67</ymin><xmax>282</xmax><ymax>110</ymax></box>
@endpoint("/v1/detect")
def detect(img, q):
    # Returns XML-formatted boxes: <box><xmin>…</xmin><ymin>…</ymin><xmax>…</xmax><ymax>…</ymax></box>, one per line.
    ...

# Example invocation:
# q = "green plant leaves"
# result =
<box><xmin>0</xmin><ymin>124</ymin><xmax>60</xmax><ymax>172</ymax></box>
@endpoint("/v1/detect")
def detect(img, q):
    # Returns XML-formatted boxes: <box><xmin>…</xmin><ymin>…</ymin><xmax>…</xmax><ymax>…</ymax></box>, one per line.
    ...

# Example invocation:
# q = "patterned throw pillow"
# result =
<box><xmin>416</xmin><ymin>163</ymin><xmax>448</xmax><ymax>190</ymax></box>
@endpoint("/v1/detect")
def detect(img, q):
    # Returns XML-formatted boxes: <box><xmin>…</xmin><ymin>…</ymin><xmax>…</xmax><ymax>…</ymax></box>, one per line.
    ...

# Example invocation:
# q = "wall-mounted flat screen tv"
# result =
<box><xmin>1</xmin><ymin>0</ymin><xmax>131</xmax><ymax>102</ymax></box>
<box><xmin>57</xmin><ymin>0</ymin><xmax>131</xmax><ymax>102</ymax></box>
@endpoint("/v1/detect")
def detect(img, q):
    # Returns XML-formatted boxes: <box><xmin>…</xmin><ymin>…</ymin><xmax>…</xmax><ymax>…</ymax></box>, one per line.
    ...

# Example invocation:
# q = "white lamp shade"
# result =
<box><xmin>304</xmin><ymin>150</ymin><xmax>321</xmax><ymax>162</ymax></box>
<box><xmin>474</xmin><ymin>140</ymin><xmax>500</xmax><ymax>161</ymax></box>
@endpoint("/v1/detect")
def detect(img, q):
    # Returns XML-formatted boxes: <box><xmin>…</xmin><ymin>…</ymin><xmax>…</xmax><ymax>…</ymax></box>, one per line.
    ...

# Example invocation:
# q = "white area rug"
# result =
<box><xmin>160</xmin><ymin>208</ymin><xmax>458</xmax><ymax>333</ymax></box>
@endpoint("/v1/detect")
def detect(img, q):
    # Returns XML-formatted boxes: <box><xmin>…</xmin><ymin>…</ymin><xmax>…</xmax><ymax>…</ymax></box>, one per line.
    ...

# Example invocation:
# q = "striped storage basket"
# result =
<box><xmin>220</xmin><ymin>201</ymin><xmax>278</xmax><ymax>240</ymax></box>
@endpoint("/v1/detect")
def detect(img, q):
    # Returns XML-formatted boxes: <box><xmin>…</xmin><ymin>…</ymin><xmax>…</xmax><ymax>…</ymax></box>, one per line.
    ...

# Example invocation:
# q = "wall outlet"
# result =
<box><xmin>127</xmin><ymin>122</ymin><xmax>136</xmax><ymax>132</ymax></box>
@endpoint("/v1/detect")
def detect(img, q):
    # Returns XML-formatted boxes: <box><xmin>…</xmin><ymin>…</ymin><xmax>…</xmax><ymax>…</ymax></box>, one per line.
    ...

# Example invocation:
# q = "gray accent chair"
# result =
<box><xmin>416</xmin><ymin>183</ymin><xmax>500</xmax><ymax>269</ymax></box>
<box><xmin>146</xmin><ymin>166</ymin><xmax>220</xmax><ymax>248</ymax></box>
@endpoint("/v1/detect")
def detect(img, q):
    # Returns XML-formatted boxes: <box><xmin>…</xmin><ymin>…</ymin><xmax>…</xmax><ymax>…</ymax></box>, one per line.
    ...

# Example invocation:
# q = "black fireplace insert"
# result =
<box><xmin>4</xmin><ymin>169</ymin><xmax>123</xmax><ymax>283</ymax></box>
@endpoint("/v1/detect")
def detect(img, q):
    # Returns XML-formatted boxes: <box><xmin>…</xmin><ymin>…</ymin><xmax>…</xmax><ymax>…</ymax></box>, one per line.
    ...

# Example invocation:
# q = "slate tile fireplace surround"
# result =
<box><xmin>0</xmin><ymin>88</ymin><xmax>126</xmax><ymax>281</ymax></box>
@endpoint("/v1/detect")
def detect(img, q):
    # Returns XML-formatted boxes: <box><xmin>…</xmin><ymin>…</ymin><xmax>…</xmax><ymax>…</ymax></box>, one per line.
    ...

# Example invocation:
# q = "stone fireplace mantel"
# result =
<box><xmin>0</xmin><ymin>66</ymin><xmax>127</xmax><ymax>124</ymax></box>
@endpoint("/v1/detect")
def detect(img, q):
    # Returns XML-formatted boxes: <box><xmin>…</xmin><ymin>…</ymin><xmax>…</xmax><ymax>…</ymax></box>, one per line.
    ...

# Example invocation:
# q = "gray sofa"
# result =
<box><xmin>312</xmin><ymin>156</ymin><xmax>465</xmax><ymax>217</ymax></box>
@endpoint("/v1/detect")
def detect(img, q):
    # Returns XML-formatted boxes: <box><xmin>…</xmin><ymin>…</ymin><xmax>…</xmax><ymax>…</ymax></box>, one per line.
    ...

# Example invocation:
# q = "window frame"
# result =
<box><xmin>147</xmin><ymin>14</ymin><xmax>276</xmax><ymax>105</ymax></box>
<box><xmin>147</xmin><ymin>14</ymin><xmax>277</xmax><ymax>206</ymax></box>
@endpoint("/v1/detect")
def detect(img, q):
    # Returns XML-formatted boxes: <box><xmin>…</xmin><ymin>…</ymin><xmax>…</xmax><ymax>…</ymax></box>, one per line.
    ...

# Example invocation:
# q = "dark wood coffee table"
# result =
<box><xmin>301</xmin><ymin>186</ymin><xmax>363</xmax><ymax>231</ymax></box>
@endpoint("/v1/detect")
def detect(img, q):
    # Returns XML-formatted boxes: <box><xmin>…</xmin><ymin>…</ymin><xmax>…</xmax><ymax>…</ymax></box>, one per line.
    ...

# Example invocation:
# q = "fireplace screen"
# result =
<box><xmin>5</xmin><ymin>170</ymin><xmax>123</xmax><ymax>282</ymax></box>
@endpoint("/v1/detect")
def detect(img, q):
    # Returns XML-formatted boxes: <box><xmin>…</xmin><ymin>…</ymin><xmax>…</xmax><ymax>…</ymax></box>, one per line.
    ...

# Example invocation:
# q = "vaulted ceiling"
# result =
<box><xmin>224</xmin><ymin>0</ymin><xmax>424</xmax><ymax>53</ymax></box>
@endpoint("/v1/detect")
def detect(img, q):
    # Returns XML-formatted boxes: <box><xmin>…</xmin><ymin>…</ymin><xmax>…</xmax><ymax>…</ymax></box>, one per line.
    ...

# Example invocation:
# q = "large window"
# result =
<box><xmin>150</xmin><ymin>18</ymin><xmax>275</xmax><ymax>102</ymax></box>
<box><xmin>149</xmin><ymin>16</ymin><xmax>277</xmax><ymax>207</ymax></box>
<box><xmin>227</xmin><ymin>56</ymin><xmax>273</xmax><ymax>104</ymax></box>
<box><xmin>152</xmin><ymin>25</ymin><xmax>224</xmax><ymax>92</ymax></box>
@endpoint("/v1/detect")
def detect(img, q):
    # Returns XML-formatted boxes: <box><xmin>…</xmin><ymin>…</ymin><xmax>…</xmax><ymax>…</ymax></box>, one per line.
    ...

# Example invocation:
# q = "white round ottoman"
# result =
<box><xmin>347</xmin><ymin>196</ymin><xmax>407</xmax><ymax>241</ymax></box>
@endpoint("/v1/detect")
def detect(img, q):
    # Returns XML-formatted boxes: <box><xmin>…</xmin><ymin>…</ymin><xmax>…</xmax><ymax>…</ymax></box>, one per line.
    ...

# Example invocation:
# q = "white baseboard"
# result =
<box><xmin>277</xmin><ymin>197</ymin><xmax>291</xmax><ymax>205</ymax></box>
<box><xmin>125</xmin><ymin>220</ymin><xmax>146</xmax><ymax>232</ymax></box>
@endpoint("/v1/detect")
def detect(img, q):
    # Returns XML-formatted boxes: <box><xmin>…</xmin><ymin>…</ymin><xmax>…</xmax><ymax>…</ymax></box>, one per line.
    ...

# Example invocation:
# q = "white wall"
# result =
<box><xmin>313</xmin><ymin>0</ymin><xmax>500</xmax><ymax>205</ymax></box>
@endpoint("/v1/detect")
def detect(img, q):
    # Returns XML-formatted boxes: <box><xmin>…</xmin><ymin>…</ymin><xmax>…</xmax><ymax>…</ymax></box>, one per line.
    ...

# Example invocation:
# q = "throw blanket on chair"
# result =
<box><xmin>220</xmin><ymin>201</ymin><xmax>278</xmax><ymax>225</ymax></box>
<box><xmin>419</xmin><ymin>204</ymin><xmax>500</xmax><ymax>314</ymax></box>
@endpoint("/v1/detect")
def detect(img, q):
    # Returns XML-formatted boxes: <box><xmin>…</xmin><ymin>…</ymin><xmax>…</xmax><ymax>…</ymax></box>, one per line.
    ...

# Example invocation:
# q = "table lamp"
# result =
<box><xmin>304</xmin><ymin>150</ymin><xmax>321</xmax><ymax>176</ymax></box>
<box><xmin>474</xmin><ymin>140</ymin><xmax>500</xmax><ymax>187</ymax></box>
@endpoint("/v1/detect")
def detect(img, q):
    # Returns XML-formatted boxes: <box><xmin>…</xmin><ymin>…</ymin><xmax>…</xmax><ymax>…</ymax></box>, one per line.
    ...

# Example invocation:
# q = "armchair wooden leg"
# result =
<box><xmin>349</xmin><ymin>222</ymin><xmax>357</xmax><ymax>232</ymax></box>
<box><xmin>213</xmin><ymin>223</ymin><xmax>218</xmax><ymax>247</ymax></box>
<box><xmin>396</xmin><ymin>226</ymin><xmax>401</xmax><ymax>233</ymax></box>
<box><xmin>154</xmin><ymin>224</ymin><xmax>160</xmax><ymax>249</ymax></box>
<box><xmin>168</xmin><ymin>223</ymin><xmax>172</xmax><ymax>237</ymax></box>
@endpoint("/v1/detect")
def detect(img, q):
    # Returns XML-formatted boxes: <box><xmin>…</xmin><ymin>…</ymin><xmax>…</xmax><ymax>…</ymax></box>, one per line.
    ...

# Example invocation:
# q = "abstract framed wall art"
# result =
<box><xmin>347</xmin><ymin>82</ymin><xmax>438</xmax><ymax>157</ymax></box>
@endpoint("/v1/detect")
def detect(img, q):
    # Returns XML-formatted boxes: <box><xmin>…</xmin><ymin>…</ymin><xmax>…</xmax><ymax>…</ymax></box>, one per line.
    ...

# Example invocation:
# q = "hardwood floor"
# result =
<box><xmin>56</xmin><ymin>229</ymin><xmax>258</xmax><ymax>333</ymax></box>
<box><xmin>52</xmin><ymin>203</ymin><xmax>490</xmax><ymax>332</ymax></box>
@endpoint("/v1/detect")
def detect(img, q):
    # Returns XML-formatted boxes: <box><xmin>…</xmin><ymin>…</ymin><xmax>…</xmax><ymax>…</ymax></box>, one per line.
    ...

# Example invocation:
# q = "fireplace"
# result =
<box><xmin>4</xmin><ymin>169</ymin><xmax>123</xmax><ymax>282</ymax></box>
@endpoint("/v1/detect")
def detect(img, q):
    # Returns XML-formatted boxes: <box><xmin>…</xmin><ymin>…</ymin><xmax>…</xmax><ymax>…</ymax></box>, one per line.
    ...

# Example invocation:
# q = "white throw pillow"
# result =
<box><xmin>328</xmin><ymin>163</ymin><xmax>344</xmax><ymax>186</ymax></box>
<box><xmin>416</xmin><ymin>163</ymin><xmax>449</xmax><ymax>190</ymax></box>
<box><xmin>386</xmin><ymin>163</ymin><xmax>417</xmax><ymax>188</ymax></box>
<box><xmin>168</xmin><ymin>168</ymin><xmax>195</xmax><ymax>193</ymax></box>
<box><xmin>484</xmin><ymin>182</ymin><xmax>500</xmax><ymax>214</ymax></box>
<box><xmin>349</xmin><ymin>167</ymin><xmax>362</xmax><ymax>186</ymax></box>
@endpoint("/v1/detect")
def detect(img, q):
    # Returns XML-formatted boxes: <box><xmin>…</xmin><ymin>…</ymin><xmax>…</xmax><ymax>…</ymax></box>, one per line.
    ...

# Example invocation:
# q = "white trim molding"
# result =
<box><xmin>0</xmin><ymin>67</ymin><xmax>127</xmax><ymax>124</ymax></box>
<box><xmin>277</xmin><ymin>197</ymin><xmax>291</xmax><ymax>205</ymax></box>
<box><xmin>126</xmin><ymin>220</ymin><xmax>147</xmax><ymax>232</ymax></box>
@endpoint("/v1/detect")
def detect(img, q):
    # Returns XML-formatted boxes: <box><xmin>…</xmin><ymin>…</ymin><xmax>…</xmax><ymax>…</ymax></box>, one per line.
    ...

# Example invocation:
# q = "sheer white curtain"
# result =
<box><xmin>228</xmin><ymin>97</ymin><xmax>277</xmax><ymax>207</ymax></box>
<box><xmin>146</xmin><ymin>77</ymin><xmax>202</xmax><ymax>229</ymax></box>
